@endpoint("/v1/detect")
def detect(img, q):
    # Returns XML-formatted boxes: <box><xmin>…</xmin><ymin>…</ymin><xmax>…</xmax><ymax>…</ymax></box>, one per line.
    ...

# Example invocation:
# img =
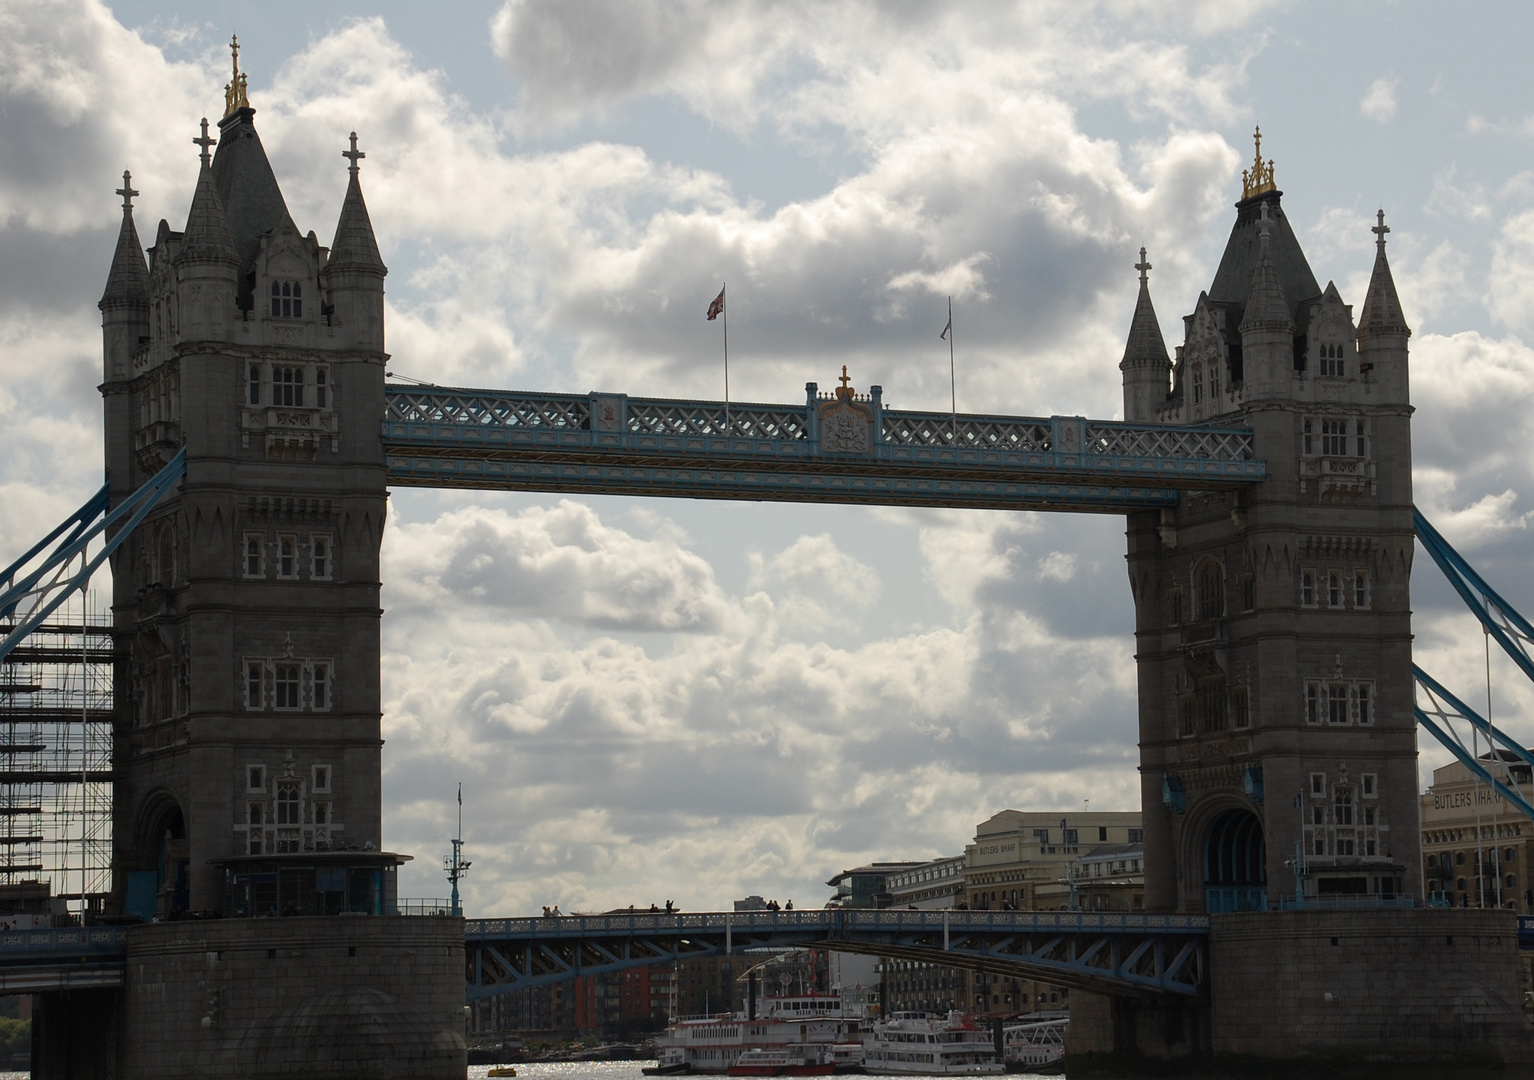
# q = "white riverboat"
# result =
<box><xmin>1001</xmin><ymin>1018</ymin><xmax>1065</xmax><ymax>1072</ymax></box>
<box><xmin>649</xmin><ymin>994</ymin><xmax>865</xmax><ymax>1075</ymax></box>
<box><xmin>860</xmin><ymin>1012</ymin><xmax>1005</xmax><ymax>1075</ymax></box>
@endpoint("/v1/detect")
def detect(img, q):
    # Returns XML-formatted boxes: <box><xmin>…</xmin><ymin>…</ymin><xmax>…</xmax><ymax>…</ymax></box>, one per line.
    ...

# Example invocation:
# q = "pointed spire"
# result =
<box><xmin>1121</xmin><ymin>247</ymin><xmax>1169</xmax><ymax>369</ymax></box>
<box><xmin>100</xmin><ymin>170</ymin><xmax>149</xmax><ymax>308</ymax></box>
<box><xmin>1240</xmin><ymin>204</ymin><xmax>1291</xmax><ymax>332</ymax></box>
<box><xmin>180</xmin><ymin>145</ymin><xmax>237</xmax><ymax>265</ymax></box>
<box><xmin>328</xmin><ymin>132</ymin><xmax>386</xmax><ymax>274</ymax></box>
<box><xmin>1358</xmin><ymin>208</ymin><xmax>1410</xmax><ymax>338</ymax></box>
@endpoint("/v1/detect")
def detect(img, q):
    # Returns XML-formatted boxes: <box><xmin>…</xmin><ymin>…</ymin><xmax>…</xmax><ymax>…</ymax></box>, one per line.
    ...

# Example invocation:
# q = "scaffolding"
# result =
<box><xmin>0</xmin><ymin>591</ymin><xmax>114</xmax><ymax>923</ymax></box>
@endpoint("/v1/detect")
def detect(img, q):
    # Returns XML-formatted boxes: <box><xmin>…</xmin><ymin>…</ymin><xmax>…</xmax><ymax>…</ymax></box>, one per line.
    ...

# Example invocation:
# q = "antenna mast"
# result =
<box><xmin>444</xmin><ymin>783</ymin><xmax>471</xmax><ymax>917</ymax></box>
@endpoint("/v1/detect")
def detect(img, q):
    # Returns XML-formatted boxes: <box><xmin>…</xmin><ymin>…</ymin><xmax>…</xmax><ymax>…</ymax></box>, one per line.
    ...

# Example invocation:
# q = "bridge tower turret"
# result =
<box><xmin>1126</xmin><ymin>131</ymin><xmax>1420</xmax><ymax>914</ymax></box>
<box><xmin>1119</xmin><ymin>248</ymin><xmax>1171</xmax><ymax>422</ymax></box>
<box><xmin>102</xmin><ymin>59</ymin><xmax>392</xmax><ymax>918</ymax></box>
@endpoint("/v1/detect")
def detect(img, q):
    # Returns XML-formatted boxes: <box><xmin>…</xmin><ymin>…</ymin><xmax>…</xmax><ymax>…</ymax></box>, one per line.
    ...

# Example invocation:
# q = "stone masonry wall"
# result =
<box><xmin>122</xmin><ymin>916</ymin><xmax>465</xmax><ymax>1080</ymax></box>
<box><xmin>1209</xmin><ymin>909</ymin><xmax>1534</xmax><ymax>1062</ymax></box>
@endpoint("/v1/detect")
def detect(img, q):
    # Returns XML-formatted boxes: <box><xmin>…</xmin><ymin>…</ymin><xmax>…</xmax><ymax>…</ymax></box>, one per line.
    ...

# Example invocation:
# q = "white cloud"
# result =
<box><xmin>1359</xmin><ymin>76</ymin><xmax>1398</xmax><ymax>123</ymax></box>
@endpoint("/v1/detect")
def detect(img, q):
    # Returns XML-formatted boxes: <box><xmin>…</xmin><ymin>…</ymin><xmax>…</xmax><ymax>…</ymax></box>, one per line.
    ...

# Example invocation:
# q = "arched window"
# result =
<box><xmin>1334</xmin><ymin>787</ymin><xmax>1354</xmax><ymax>826</ymax></box>
<box><xmin>273</xmin><ymin>366</ymin><xmax>304</xmax><ymax>407</ymax></box>
<box><xmin>1196</xmin><ymin>560</ymin><xmax>1224</xmax><ymax>621</ymax></box>
<box><xmin>1191</xmin><ymin>363</ymin><xmax>1203</xmax><ymax>404</ymax></box>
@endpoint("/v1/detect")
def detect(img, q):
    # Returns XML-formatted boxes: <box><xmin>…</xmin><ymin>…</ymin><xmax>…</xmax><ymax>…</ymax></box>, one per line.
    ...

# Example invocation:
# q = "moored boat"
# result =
<box><xmin>728</xmin><ymin>1047</ymin><xmax>837</xmax><ymax>1076</ymax></box>
<box><xmin>1001</xmin><ymin>1018</ymin><xmax>1065</xmax><ymax>1073</ymax></box>
<box><xmin>653</xmin><ymin>993</ymin><xmax>865</xmax><ymax>1075</ymax></box>
<box><xmin>860</xmin><ymin>1011</ymin><xmax>1004</xmax><ymax>1075</ymax></box>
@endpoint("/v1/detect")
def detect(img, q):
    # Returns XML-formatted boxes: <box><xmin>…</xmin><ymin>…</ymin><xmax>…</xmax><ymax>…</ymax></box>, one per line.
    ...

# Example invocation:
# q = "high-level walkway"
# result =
<box><xmin>381</xmin><ymin>384</ymin><xmax>1264</xmax><ymax>513</ymax></box>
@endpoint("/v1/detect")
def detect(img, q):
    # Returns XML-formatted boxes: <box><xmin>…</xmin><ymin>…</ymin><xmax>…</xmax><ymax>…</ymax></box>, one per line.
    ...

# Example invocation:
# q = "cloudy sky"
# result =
<box><xmin>3</xmin><ymin>0</ymin><xmax>1534</xmax><ymax>912</ymax></box>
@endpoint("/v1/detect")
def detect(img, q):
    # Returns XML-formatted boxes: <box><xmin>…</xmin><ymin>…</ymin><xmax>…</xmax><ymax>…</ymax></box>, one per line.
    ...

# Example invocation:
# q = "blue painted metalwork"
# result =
<box><xmin>1414</xmin><ymin>665</ymin><xmax>1534</xmax><ymax>821</ymax></box>
<box><xmin>463</xmin><ymin>909</ymin><xmax>1208</xmax><ymax>1001</ymax></box>
<box><xmin>1412</xmin><ymin>508</ymin><xmax>1534</xmax><ymax>823</ymax></box>
<box><xmin>381</xmin><ymin>385</ymin><xmax>1264</xmax><ymax>513</ymax></box>
<box><xmin>1414</xmin><ymin>508</ymin><xmax>1534</xmax><ymax>687</ymax></box>
<box><xmin>0</xmin><ymin>926</ymin><xmax>129</xmax><ymax>992</ymax></box>
<box><xmin>0</xmin><ymin>448</ymin><xmax>186</xmax><ymax>663</ymax></box>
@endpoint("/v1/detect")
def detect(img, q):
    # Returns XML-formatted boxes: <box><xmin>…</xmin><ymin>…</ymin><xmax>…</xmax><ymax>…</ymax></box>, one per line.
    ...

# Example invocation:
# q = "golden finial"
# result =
<box><xmin>223</xmin><ymin>34</ymin><xmax>249</xmax><ymax>117</ymax></box>
<box><xmin>836</xmin><ymin>365</ymin><xmax>855</xmax><ymax>398</ymax></box>
<box><xmin>1241</xmin><ymin>126</ymin><xmax>1276</xmax><ymax>200</ymax></box>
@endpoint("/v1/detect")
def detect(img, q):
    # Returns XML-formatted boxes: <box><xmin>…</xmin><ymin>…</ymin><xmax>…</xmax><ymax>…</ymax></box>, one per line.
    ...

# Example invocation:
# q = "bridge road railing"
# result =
<box><xmin>382</xmin><ymin>385</ymin><xmax>1264</xmax><ymax>513</ymax></box>
<box><xmin>464</xmin><ymin>909</ymin><xmax>1210</xmax><ymax>1001</ymax></box>
<box><xmin>0</xmin><ymin>926</ymin><xmax>130</xmax><ymax>992</ymax></box>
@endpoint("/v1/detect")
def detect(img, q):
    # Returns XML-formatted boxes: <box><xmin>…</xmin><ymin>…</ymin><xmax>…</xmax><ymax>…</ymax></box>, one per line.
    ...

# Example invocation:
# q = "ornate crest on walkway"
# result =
<box><xmin>817</xmin><ymin>366</ymin><xmax>874</xmax><ymax>454</ymax></box>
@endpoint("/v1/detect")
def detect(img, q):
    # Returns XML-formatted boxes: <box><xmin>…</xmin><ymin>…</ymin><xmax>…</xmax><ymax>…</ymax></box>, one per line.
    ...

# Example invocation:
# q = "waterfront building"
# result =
<box><xmin>1419</xmin><ymin>752</ymin><xmax>1532</xmax><ymax>911</ymax></box>
<box><xmin>824</xmin><ymin>862</ymin><xmax>923</xmax><ymax>908</ymax></box>
<box><xmin>962</xmin><ymin>810</ymin><xmax>1142</xmax><ymax>1014</ymax></box>
<box><xmin>1037</xmin><ymin>843</ymin><xmax>1145</xmax><ymax>913</ymax></box>
<box><xmin>878</xmin><ymin>856</ymin><xmax>966</xmax><ymax>1014</ymax></box>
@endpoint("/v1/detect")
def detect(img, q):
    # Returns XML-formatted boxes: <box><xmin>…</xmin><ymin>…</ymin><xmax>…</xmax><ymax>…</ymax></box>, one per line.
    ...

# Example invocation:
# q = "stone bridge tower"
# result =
<box><xmin>99</xmin><ymin>55</ymin><xmax>389</xmax><ymax>916</ymax></box>
<box><xmin>1120</xmin><ymin>132</ymin><xmax>1418</xmax><ymax>913</ymax></box>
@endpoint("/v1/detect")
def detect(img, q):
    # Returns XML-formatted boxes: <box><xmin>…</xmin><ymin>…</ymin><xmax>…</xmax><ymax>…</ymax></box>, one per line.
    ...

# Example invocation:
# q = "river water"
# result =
<box><xmin>0</xmin><ymin>1058</ymin><xmax>1063</xmax><ymax>1078</ymax></box>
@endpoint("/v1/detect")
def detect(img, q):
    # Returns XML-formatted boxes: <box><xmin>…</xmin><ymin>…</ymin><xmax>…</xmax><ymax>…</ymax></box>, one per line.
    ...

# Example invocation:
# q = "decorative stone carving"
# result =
<box><xmin>817</xmin><ymin>366</ymin><xmax>874</xmax><ymax>454</ymax></box>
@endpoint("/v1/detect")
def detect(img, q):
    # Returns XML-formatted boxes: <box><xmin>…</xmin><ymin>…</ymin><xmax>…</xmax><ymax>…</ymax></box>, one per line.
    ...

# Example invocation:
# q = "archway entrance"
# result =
<box><xmin>1204</xmin><ymin>808</ymin><xmax>1266</xmax><ymax>913</ymax></box>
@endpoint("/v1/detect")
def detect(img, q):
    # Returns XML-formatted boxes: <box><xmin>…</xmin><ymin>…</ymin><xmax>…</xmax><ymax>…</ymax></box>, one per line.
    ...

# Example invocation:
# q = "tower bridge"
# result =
<box><xmin>3</xmin><ymin>59</ymin><xmax>1533</xmax><ymax>1075</ymax></box>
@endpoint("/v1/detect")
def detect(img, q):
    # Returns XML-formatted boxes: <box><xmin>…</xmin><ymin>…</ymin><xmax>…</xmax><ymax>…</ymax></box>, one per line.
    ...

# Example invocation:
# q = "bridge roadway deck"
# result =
<box><xmin>382</xmin><ymin>385</ymin><xmax>1265</xmax><ymax>513</ymax></box>
<box><xmin>465</xmin><ymin>909</ymin><xmax>1210</xmax><ymax>1001</ymax></box>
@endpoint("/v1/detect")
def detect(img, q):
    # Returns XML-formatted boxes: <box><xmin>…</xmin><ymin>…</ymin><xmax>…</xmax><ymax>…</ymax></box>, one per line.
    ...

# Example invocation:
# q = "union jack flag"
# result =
<box><xmin>706</xmin><ymin>286</ymin><xmax>725</xmax><ymax>321</ymax></box>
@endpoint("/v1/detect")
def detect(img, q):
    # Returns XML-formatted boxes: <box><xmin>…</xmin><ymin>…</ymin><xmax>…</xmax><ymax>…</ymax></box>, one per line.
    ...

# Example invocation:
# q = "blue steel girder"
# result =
<box><xmin>382</xmin><ymin>386</ymin><xmax>1264</xmax><ymax>514</ymax></box>
<box><xmin>463</xmin><ymin>910</ymin><xmax>1208</xmax><ymax>1002</ymax></box>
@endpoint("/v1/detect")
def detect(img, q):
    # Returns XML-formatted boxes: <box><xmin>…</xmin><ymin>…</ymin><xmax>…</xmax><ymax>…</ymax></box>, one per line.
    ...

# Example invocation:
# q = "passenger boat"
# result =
<box><xmin>728</xmin><ymin>1048</ymin><xmax>836</xmax><ymax>1075</ymax></box>
<box><xmin>1001</xmin><ymin>1018</ymin><xmax>1065</xmax><ymax>1072</ymax></box>
<box><xmin>860</xmin><ymin>1012</ymin><xmax>1004</xmax><ymax>1075</ymax></box>
<box><xmin>652</xmin><ymin>993</ymin><xmax>865</xmax><ymax>1075</ymax></box>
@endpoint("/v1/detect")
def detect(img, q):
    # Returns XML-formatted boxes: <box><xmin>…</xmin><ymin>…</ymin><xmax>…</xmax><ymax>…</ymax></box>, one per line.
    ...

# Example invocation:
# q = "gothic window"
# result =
<box><xmin>1336</xmin><ymin>836</ymin><xmax>1355</xmax><ymax>856</ymax></box>
<box><xmin>1301</xmin><ymin>569</ymin><xmax>1317</xmax><ymax>607</ymax></box>
<box><xmin>1231</xmin><ymin>686</ymin><xmax>1250</xmax><ymax>729</ymax></box>
<box><xmin>1202</xmin><ymin>682</ymin><xmax>1227</xmax><ymax>732</ymax></box>
<box><xmin>275</xmin><ymin>780</ymin><xmax>301</xmax><ymax>826</ymax></box>
<box><xmin>1356</xmin><ymin>419</ymin><xmax>1367</xmax><ymax>457</ymax></box>
<box><xmin>1321</xmin><ymin>343</ymin><xmax>1344</xmax><ymax>378</ymax></box>
<box><xmin>1334</xmin><ymin>788</ymin><xmax>1354</xmax><ymax>826</ymax></box>
<box><xmin>1305</xmin><ymin>682</ymin><xmax>1321</xmax><ymax>725</ymax></box>
<box><xmin>315</xmin><ymin>366</ymin><xmax>329</xmax><ymax>408</ymax></box>
<box><xmin>246</xmin><ymin>663</ymin><xmax>263</xmax><ymax>709</ymax></box>
<box><xmin>1239</xmin><ymin>574</ymin><xmax>1255</xmax><ymax>612</ymax></box>
<box><xmin>1313</xmin><ymin>834</ymin><xmax>1326</xmax><ymax>856</ymax></box>
<box><xmin>1364</xmin><ymin>806</ymin><xmax>1376</xmax><ymax>826</ymax></box>
<box><xmin>311</xmin><ymin>535</ymin><xmax>331</xmax><ymax>580</ymax></box>
<box><xmin>1179</xmin><ymin>698</ymin><xmax>1196</xmax><ymax>737</ymax></box>
<box><xmin>248</xmin><ymin>363</ymin><xmax>261</xmax><ymax>405</ymax></box>
<box><xmin>311</xmin><ymin>663</ymin><xmax>330</xmax><ymax>710</ymax></box>
<box><xmin>274</xmin><ymin>664</ymin><xmax>300</xmax><ymax>709</ymax></box>
<box><xmin>248</xmin><ymin>827</ymin><xmax>263</xmax><ymax>856</ymax></box>
<box><xmin>1362</xmin><ymin>773</ymin><xmax>1377</xmax><ymax>797</ymax></box>
<box><xmin>1321</xmin><ymin>418</ymin><xmax>1349</xmax><ymax>456</ymax></box>
<box><xmin>312</xmin><ymin>765</ymin><xmax>330</xmax><ymax>792</ymax></box>
<box><xmin>1354</xmin><ymin>570</ymin><xmax>1371</xmax><ymax>609</ymax></box>
<box><xmin>1191</xmin><ymin>364</ymin><xmax>1203</xmax><ymax>404</ymax></box>
<box><xmin>270</xmin><ymin>280</ymin><xmax>303</xmax><ymax>318</ymax></box>
<box><xmin>1327</xmin><ymin>570</ymin><xmax>1342</xmax><ymax>608</ymax></box>
<box><xmin>1302</xmin><ymin>417</ymin><xmax>1314</xmax><ymax>455</ymax></box>
<box><xmin>277</xmin><ymin>535</ymin><xmax>297</xmax><ymax>578</ymax></box>
<box><xmin>1196</xmin><ymin>560</ymin><xmax>1224</xmax><ymax>620</ymax></box>
<box><xmin>248</xmin><ymin>801</ymin><xmax>264</xmax><ymax>827</ymax></box>
<box><xmin>1328</xmin><ymin>684</ymin><xmax>1349</xmax><ymax>724</ymax></box>
<box><xmin>1355</xmin><ymin>682</ymin><xmax>1372</xmax><ymax>724</ymax></box>
<box><xmin>248</xmin><ymin>765</ymin><xmax>265</xmax><ymax>791</ymax></box>
<box><xmin>273</xmin><ymin>366</ymin><xmax>304</xmax><ymax>407</ymax></box>
<box><xmin>1169</xmin><ymin>588</ymin><xmax>1184</xmax><ymax>625</ymax></box>
<box><xmin>314</xmin><ymin>801</ymin><xmax>330</xmax><ymax>826</ymax></box>
<box><xmin>243</xmin><ymin>533</ymin><xmax>263</xmax><ymax>577</ymax></box>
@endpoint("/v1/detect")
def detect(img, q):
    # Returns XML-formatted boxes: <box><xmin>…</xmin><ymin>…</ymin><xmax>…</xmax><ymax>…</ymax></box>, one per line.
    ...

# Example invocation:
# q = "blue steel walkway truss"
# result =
<box><xmin>464</xmin><ymin>909</ymin><xmax>1209</xmax><ymax>1001</ymax></box>
<box><xmin>382</xmin><ymin>385</ymin><xmax>1265</xmax><ymax>513</ymax></box>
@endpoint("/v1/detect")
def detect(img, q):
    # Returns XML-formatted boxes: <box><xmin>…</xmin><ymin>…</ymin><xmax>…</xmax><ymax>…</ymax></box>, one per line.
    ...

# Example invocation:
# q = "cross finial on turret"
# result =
<box><xmin>193</xmin><ymin>118</ymin><xmax>216</xmax><ymax>167</ymax></box>
<box><xmin>1241</xmin><ymin>125</ymin><xmax>1277</xmax><ymax>200</ymax></box>
<box><xmin>1372</xmin><ymin>208</ymin><xmax>1390</xmax><ymax>250</ymax></box>
<box><xmin>343</xmin><ymin>131</ymin><xmax>366</xmax><ymax>177</ymax></box>
<box><xmin>1135</xmin><ymin>247</ymin><xmax>1151</xmax><ymax>284</ymax></box>
<box><xmin>838</xmin><ymin>365</ymin><xmax>852</xmax><ymax>392</ymax></box>
<box><xmin>115</xmin><ymin>169</ymin><xmax>138</xmax><ymax>212</ymax></box>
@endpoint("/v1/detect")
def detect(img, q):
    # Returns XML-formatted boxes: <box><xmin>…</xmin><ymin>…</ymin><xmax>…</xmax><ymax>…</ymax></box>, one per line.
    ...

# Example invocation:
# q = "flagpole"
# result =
<box><xmin>947</xmin><ymin>296</ymin><xmax>957</xmax><ymax>452</ymax></box>
<box><xmin>722</xmin><ymin>282</ymin><xmax>730</xmax><ymax>436</ymax></box>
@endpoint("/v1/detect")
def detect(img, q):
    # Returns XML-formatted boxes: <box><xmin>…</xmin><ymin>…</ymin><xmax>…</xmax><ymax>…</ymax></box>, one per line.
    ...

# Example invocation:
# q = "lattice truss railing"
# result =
<box><xmin>384</xmin><ymin>386</ymin><xmax>1255</xmax><ymax>464</ymax></box>
<box><xmin>463</xmin><ymin>910</ymin><xmax>1207</xmax><ymax>1001</ymax></box>
<box><xmin>1413</xmin><ymin>507</ymin><xmax>1534</xmax><ymax>819</ymax></box>
<box><xmin>881</xmin><ymin>412</ymin><xmax>1051</xmax><ymax>451</ymax></box>
<box><xmin>0</xmin><ymin>449</ymin><xmax>186</xmax><ymax>664</ymax></box>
